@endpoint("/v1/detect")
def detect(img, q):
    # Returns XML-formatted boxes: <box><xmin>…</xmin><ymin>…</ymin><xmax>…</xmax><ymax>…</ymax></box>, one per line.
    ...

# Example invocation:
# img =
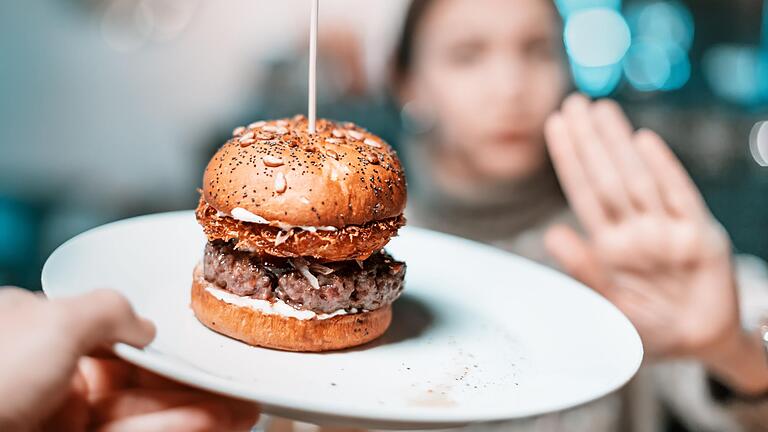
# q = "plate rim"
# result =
<box><xmin>41</xmin><ymin>210</ymin><xmax>644</xmax><ymax>426</ymax></box>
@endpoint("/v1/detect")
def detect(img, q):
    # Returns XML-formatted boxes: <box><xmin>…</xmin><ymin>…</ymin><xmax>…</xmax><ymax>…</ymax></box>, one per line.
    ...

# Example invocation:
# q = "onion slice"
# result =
<box><xmin>290</xmin><ymin>258</ymin><xmax>320</xmax><ymax>290</ymax></box>
<box><xmin>309</xmin><ymin>262</ymin><xmax>335</xmax><ymax>275</ymax></box>
<box><xmin>274</xmin><ymin>229</ymin><xmax>293</xmax><ymax>246</ymax></box>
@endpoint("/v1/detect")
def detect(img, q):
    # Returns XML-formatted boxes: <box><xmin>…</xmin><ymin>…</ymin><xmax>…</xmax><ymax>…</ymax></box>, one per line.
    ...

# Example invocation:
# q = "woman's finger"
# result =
<box><xmin>561</xmin><ymin>93</ymin><xmax>634</xmax><ymax>218</ymax></box>
<box><xmin>54</xmin><ymin>289</ymin><xmax>156</xmax><ymax>354</ymax></box>
<box><xmin>544</xmin><ymin>224</ymin><xmax>609</xmax><ymax>296</ymax></box>
<box><xmin>591</xmin><ymin>100</ymin><xmax>664</xmax><ymax>213</ymax></box>
<box><xmin>96</xmin><ymin>400</ymin><xmax>260</xmax><ymax>432</ymax></box>
<box><xmin>545</xmin><ymin>113</ymin><xmax>608</xmax><ymax>232</ymax></box>
<box><xmin>633</xmin><ymin>129</ymin><xmax>708</xmax><ymax>219</ymax></box>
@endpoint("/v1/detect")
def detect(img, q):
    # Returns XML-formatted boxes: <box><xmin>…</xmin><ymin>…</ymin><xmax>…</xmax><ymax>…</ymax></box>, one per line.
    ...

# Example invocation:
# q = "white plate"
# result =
<box><xmin>42</xmin><ymin>211</ymin><xmax>642</xmax><ymax>429</ymax></box>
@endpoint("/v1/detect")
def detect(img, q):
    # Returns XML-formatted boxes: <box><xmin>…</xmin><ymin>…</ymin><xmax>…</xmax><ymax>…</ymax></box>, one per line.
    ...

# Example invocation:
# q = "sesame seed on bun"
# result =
<box><xmin>203</xmin><ymin>116</ymin><xmax>407</xmax><ymax>228</ymax></box>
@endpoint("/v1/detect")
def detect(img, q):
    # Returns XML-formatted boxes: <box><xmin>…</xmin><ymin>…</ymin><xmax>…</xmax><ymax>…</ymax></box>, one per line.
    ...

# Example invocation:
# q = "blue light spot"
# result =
<box><xmin>623</xmin><ymin>39</ymin><xmax>671</xmax><ymax>91</ymax></box>
<box><xmin>556</xmin><ymin>0</ymin><xmax>622</xmax><ymax>17</ymax></box>
<box><xmin>703</xmin><ymin>45</ymin><xmax>763</xmax><ymax>105</ymax></box>
<box><xmin>0</xmin><ymin>199</ymin><xmax>35</xmax><ymax>265</ymax></box>
<box><xmin>660</xmin><ymin>43</ymin><xmax>690</xmax><ymax>90</ymax></box>
<box><xmin>564</xmin><ymin>8</ymin><xmax>631</xmax><ymax>67</ymax></box>
<box><xmin>761</xmin><ymin>1</ymin><xmax>768</xmax><ymax>100</ymax></box>
<box><xmin>626</xmin><ymin>1</ymin><xmax>694</xmax><ymax>50</ymax></box>
<box><xmin>571</xmin><ymin>62</ymin><xmax>623</xmax><ymax>96</ymax></box>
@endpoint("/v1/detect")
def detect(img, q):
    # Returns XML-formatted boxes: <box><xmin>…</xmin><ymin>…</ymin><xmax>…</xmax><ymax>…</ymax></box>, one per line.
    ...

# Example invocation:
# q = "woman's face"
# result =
<box><xmin>405</xmin><ymin>0</ymin><xmax>569</xmax><ymax>182</ymax></box>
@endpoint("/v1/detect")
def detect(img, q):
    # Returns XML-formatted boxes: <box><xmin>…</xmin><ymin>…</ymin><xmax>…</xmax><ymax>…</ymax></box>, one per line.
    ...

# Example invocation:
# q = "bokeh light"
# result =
<box><xmin>698</xmin><ymin>0</ymin><xmax>767</xmax><ymax>106</ymax></box>
<box><xmin>0</xmin><ymin>200</ymin><xmax>35</xmax><ymax>267</ymax></box>
<box><xmin>704</xmin><ymin>45</ymin><xmax>763</xmax><ymax>105</ymax></box>
<box><xmin>626</xmin><ymin>1</ymin><xmax>694</xmax><ymax>50</ymax></box>
<box><xmin>556</xmin><ymin>0</ymin><xmax>622</xmax><ymax>18</ymax></box>
<box><xmin>558</xmin><ymin>0</ymin><xmax>695</xmax><ymax>95</ymax></box>
<box><xmin>749</xmin><ymin>121</ymin><xmax>768</xmax><ymax>167</ymax></box>
<box><xmin>623</xmin><ymin>39</ymin><xmax>670</xmax><ymax>91</ymax></box>
<box><xmin>762</xmin><ymin>3</ymin><xmax>768</xmax><ymax>99</ymax></box>
<box><xmin>101</xmin><ymin>0</ymin><xmax>153</xmax><ymax>52</ymax></box>
<box><xmin>100</xmin><ymin>0</ymin><xmax>201</xmax><ymax>51</ymax></box>
<box><xmin>564</xmin><ymin>8</ymin><xmax>631</xmax><ymax>67</ymax></box>
<box><xmin>624</xmin><ymin>38</ymin><xmax>690</xmax><ymax>92</ymax></box>
<box><xmin>660</xmin><ymin>43</ymin><xmax>691</xmax><ymax>90</ymax></box>
<box><xmin>571</xmin><ymin>62</ymin><xmax>624</xmax><ymax>96</ymax></box>
<box><xmin>622</xmin><ymin>1</ymin><xmax>694</xmax><ymax>92</ymax></box>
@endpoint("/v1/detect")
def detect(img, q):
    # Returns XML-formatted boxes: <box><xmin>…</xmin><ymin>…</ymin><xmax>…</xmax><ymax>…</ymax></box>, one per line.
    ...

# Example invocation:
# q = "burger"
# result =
<box><xmin>191</xmin><ymin>116</ymin><xmax>407</xmax><ymax>352</ymax></box>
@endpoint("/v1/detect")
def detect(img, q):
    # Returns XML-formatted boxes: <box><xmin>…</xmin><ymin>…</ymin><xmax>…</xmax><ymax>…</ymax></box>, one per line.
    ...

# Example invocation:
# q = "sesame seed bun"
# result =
<box><xmin>203</xmin><ymin>116</ymin><xmax>407</xmax><ymax>228</ymax></box>
<box><xmin>190</xmin><ymin>264</ymin><xmax>392</xmax><ymax>352</ymax></box>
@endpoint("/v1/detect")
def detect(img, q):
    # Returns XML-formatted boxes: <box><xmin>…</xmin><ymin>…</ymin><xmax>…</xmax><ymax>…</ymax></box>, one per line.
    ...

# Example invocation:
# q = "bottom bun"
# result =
<box><xmin>190</xmin><ymin>264</ymin><xmax>392</xmax><ymax>352</ymax></box>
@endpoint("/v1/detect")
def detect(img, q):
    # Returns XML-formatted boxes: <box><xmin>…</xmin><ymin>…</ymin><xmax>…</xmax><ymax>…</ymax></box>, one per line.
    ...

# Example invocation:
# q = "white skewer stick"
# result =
<box><xmin>308</xmin><ymin>0</ymin><xmax>318</xmax><ymax>134</ymax></box>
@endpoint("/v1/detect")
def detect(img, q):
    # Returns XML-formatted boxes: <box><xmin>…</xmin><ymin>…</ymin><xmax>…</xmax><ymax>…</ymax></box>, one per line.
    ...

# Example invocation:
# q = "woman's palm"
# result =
<box><xmin>544</xmin><ymin>94</ymin><xmax>740</xmax><ymax>358</ymax></box>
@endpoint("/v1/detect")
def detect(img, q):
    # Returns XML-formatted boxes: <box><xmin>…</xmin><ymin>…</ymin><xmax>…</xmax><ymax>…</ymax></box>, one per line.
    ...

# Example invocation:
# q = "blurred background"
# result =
<box><xmin>1</xmin><ymin>0</ymin><xmax>767</xmax><ymax>290</ymax></box>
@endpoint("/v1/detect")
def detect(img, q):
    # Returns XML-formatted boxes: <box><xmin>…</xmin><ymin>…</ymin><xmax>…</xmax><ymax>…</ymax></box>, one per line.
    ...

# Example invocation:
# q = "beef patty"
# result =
<box><xmin>203</xmin><ymin>241</ymin><xmax>405</xmax><ymax>313</ymax></box>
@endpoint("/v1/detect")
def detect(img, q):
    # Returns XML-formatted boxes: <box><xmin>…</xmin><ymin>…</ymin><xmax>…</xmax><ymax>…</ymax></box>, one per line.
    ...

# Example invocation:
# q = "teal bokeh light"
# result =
<box><xmin>565</xmin><ymin>8</ymin><xmax>631</xmax><ymax>67</ymax></box>
<box><xmin>623</xmin><ymin>40</ymin><xmax>669</xmax><ymax>91</ymax></box>
<box><xmin>556</xmin><ymin>0</ymin><xmax>622</xmax><ymax>17</ymax></box>
<box><xmin>661</xmin><ymin>43</ymin><xmax>691</xmax><ymax>91</ymax></box>
<box><xmin>626</xmin><ymin>1</ymin><xmax>695</xmax><ymax>50</ymax></box>
<box><xmin>624</xmin><ymin>38</ymin><xmax>691</xmax><ymax>92</ymax></box>
<box><xmin>558</xmin><ymin>0</ymin><xmax>694</xmax><ymax>94</ymax></box>
<box><xmin>571</xmin><ymin>62</ymin><xmax>624</xmax><ymax>96</ymax></box>
<box><xmin>704</xmin><ymin>45</ymin><xmax>765</xmax><ymax>105</ymax></box>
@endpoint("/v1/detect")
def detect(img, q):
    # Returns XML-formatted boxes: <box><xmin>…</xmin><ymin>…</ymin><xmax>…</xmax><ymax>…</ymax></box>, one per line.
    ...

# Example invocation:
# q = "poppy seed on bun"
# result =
<box><xmin>203</xmin><ymin>116</ymin><xmax>406</xmax><ymax>228</ymax></box>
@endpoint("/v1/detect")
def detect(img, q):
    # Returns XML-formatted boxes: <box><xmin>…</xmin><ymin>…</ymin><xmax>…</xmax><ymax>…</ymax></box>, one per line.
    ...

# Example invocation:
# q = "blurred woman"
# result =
<box><xmin>392</xmin><ymin>0</ymin><xmax>768</xmax><ymax>430</ymax></box>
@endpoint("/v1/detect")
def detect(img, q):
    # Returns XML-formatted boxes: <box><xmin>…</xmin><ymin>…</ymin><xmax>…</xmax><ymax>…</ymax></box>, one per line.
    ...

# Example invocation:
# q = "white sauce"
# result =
<box><xmin>229</xmin><ymin>207</ymin><xmax>337</xmax><ymax>232</ymax></box>
<box><xmin>230</xmin><ymin>207</ymin><xmax>270</xmax><ymax>224</ymax></box>
<box><xmin>206</xmin><ymin>286</ymin><xmax>354</xmax><ymax>321</ymax></box>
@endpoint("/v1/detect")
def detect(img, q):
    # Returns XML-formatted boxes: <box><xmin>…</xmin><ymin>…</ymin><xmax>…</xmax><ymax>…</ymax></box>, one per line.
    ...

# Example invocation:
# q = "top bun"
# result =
<box><xmin>203</xmin><ymin>116</ymin><xmax>407</xmax><ymax>228</ymax></box>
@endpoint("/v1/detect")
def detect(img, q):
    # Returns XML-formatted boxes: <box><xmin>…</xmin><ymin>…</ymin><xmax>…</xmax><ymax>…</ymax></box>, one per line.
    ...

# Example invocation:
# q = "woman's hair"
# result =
<box><xmin>393</xmin><ymin>0</ymin><xmax>437</xmax><ymax>84</ymax></box>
